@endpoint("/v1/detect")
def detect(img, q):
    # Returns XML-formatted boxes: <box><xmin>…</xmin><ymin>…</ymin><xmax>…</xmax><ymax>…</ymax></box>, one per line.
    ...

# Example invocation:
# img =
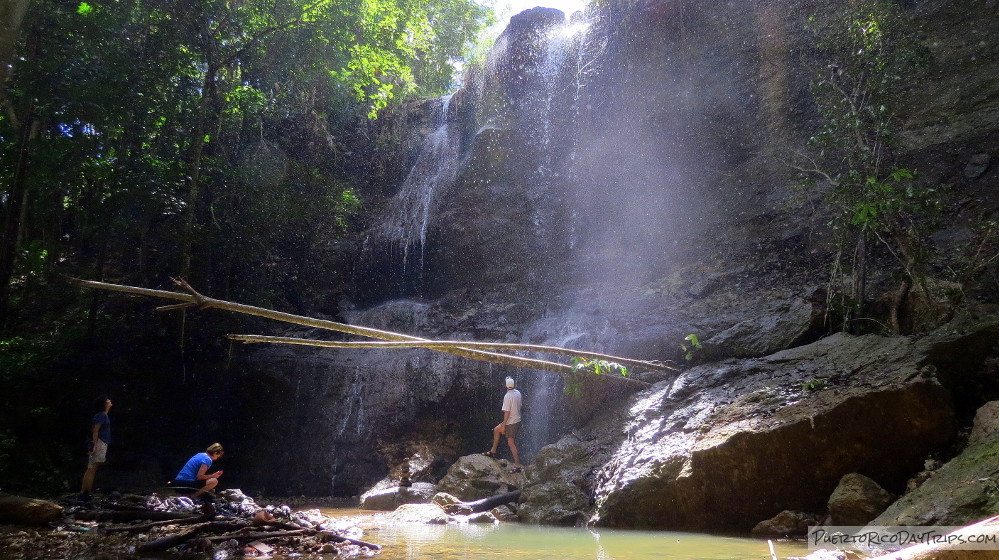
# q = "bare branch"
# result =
<box><xmin>227</xmin><ymin>335</ymin><xmax>679</xmax><ymax>373</ymax></box>
<box><xmin>70</xmin><ymin>278</ymin><xmax>655</xmax><ymax>384</ymax></box>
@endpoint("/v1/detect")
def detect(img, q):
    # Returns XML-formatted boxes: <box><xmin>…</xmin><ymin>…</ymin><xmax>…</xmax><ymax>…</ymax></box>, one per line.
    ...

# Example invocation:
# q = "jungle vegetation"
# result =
<box><xmin>0</xmin><ymin>0</ymin><xmax>492</xmax><ymax>494</ymax></box>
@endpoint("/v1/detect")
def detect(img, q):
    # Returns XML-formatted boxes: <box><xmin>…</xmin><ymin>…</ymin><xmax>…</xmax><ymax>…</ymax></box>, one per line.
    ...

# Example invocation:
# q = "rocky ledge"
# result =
<box><xmin>518</xmin><ymin>311</ymin><xmax>999</xmax><ymax>532</ymax></box>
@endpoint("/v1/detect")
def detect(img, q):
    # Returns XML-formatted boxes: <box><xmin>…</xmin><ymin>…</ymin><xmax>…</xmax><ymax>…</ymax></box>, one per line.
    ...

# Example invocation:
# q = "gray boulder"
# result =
<box><xmin>751</xmin><ymin>510</ymin><xmax>821</xmax><ymax>537</ymax></box>
<box><xmin>827</xmin><ymin>473</ymin><xmax>895</xmax><ymax>526</ymax></box>
<box><xmin>386</xmin><ymin>503</ymin><xmax>449</xmax><ymax>524</ymax></box>
<box><xmin>515</xmin><ymin>315</ymin><xmax>999</xmax><ymax>533</ymax></box>
<box><xmin>359</xmin><ymin>482</ymin><xmax>437</xmax><ymax>511</ymax></box>
<box><xmin>871</xmin><ymin>399</ymin><xmax>999</xmax><ymax>527</ymax></box>
<box><xmin>964</xmin><ymin>153</ymin><xmax>991</xmax><ymax>179</ymax></box>
<box><xmin>518</xmin><ymin>433</ymin><xmax>595</xmax><ymax>525</ymax></box>
<box><xmin>435</xmin><ymin>454</ymin><xmax>523</xmax><ymax>501</ymax></box>
<box><xmin>969</xmin><ymin>400</ymin><xmax>999</xmax><ymax>444</ymax></box>
<box><xmin>703</xmin><ymin>297</ymin><xmax>821</xmax><ymax>359</ymax></box>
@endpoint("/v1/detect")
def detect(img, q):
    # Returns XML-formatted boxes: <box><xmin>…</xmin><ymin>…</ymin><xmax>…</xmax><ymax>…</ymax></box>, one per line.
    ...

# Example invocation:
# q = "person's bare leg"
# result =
<box><xmin>489</xmin><ymin>423</ymin><xmax>503</xmax><ymax>454</ymax></box>
<box><xmin>81</xmin><ymin>466</ymin><xmax>97</xmax><ymax>493</ymax></box>
<box><xmin>507</xmin><ymin>436</ymin><xmax>520</xmax><ymax>468</ymax></box>
<box><xmin>192</xmin><ymin>477</ymin><xmax>218</xmax><ymax>498</ymax></box>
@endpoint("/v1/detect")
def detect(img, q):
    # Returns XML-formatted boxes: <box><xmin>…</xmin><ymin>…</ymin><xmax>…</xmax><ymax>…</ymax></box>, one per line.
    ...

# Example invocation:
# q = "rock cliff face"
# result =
<box><xmin>233</xmin><ymin>0</ymin><xmax>999</xmax><ymax>527</ymax></box>
<box><xmin>518</xmin><ymin>315</ymin><xmax>998</xmax><ymax>531</ymax></box>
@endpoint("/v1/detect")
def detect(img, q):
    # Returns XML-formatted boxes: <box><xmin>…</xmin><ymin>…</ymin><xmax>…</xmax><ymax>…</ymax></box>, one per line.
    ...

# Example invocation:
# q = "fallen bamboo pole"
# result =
<box><xmin>227</xmin><ymin>335</ymin><xmax>677</xmax><ymax>374</ymax></box>
<box><xmin>70</xmin><ymin>278</ymin><xmax>658</xmax><ymax>383</ymax></box>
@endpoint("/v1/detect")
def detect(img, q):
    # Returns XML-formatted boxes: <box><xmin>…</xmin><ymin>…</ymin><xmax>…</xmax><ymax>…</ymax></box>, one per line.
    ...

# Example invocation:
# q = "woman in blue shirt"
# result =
<box><xmin>172</xmin><ymin>443</ymin><xmax>224</xmax><ymax>498</ymax></box>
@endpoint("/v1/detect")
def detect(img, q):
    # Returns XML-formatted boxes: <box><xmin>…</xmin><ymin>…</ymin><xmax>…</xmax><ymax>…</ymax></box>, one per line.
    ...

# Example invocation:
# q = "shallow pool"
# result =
<box><xmin>321</xmin><ymin>508</ymin><xmax>811</xmax><ymax>560</ymax></box>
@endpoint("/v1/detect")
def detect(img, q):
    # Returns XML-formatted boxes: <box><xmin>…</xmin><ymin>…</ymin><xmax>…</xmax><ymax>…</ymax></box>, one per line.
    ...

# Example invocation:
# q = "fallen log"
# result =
<box><xmin>102</xmin><ymin>513</ymin><xmax>214</xmax><ymax>533</ymax></box>
<box><xmin>464</xmin><ymin>490</ymin><xmax>522</xmax><ymax>513</ymax></box>
<box><xmin>0</xmin><ymin>494</ymin><xmax>63</xmax><ymax>525</ymax></box>
<box><xmin>70</xmin><ymin>278</ymin><xmax>658</xmax><ymax>382</ymax></box>
<box><xmin>136</xmin><ymin>522</ymin><xmax>214</xmax><ymax>552</ymax></box>
<box><xmin>209</xmin><ymin>527</ymin><xmax>383</xmax><ymax>552</ymax></box>
<box><xmin>441</xmin><ymin>491</ymin><xmax>522</xmax><ymax>515</ymax></box>
<box><xmin>229</xmin><ymin>335</ymin><xmax>677</xmax><ymax>374</ymax></box>
<box><xmin>206</xmin><ymin>528</ymin><xmax>312</xmax><ymax>543</ymax></box>
<box><xmin>73</xmin><ymin>510</ymin><xmax>198</xmax><ymax>523</ymax></box>
<box><xmin>332</xmin><ymin>535</ymin><xmax>383</xmax><ymax>551</ymax></box>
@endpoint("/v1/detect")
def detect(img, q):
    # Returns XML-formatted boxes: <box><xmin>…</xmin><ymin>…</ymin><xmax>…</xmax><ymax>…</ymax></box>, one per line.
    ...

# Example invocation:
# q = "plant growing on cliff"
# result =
<box><xmin>566</xmin><ymin>357</ymin><xmax>628</xmax><ymax>397</ymax></box>
<box><xmin>680</xmin><ymin>333</ymin><xmax>702</xmax><ymax>362</ymax></box>
<box><xmin>795</xmin><ymin>0</ymin><xmax>938</xmax><ymax>334</ymax></box>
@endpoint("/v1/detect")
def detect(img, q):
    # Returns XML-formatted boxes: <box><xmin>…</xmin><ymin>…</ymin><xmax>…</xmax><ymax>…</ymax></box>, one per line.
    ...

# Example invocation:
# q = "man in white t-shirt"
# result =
<box><xmin>484</xmin><ymin>377</ymin><xmax>523</xmax><ymax>471</ymax></box>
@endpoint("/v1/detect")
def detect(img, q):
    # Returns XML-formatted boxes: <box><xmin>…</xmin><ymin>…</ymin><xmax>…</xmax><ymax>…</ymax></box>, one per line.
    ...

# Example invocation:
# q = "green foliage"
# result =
<box><xmin>680</xmin><ymin>333</ymin><xmax>702</xmax><ymax>362</ymax></box>
<box><xmin>800</xmin><ymin>0</ymin><xmax>939</xmax><ymax>331</ymax></box>
<box><xmin>570</xmin><ymin>357</ymin><xmax>628</xmax><ymax>377</ymax></box>
<box><xmin>565</xmin><ymin>357</ymin><xmax>628</xmax><ymax>397</ymax></box>
<box><xmin>0</xmin><ymin>0</ymin><xmax>492</xmax><ymax>490</ymax></box>
<box><xmin>801</xmin><ymin>378</ymin><xmax>828</xmax><ymax>391</ymax></box>
<box><xmin>1</xmin><ymin>0</ymin><xmax>492</xmax><ymax>312</ymax></box>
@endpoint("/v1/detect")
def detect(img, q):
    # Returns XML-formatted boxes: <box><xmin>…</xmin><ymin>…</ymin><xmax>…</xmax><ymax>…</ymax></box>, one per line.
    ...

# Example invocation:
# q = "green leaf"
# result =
<box><xmin>77</xmin><ymin>2</ymin><xmax>93</xmax><ymax>15</ymax></box>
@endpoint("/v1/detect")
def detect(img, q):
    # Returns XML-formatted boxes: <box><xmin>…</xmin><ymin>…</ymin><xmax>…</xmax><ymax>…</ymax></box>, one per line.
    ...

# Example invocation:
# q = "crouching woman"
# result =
<box><xmin>172</xmin><ymin>443</ymin><xmax>224</xmax><ymax>498</ymax></box>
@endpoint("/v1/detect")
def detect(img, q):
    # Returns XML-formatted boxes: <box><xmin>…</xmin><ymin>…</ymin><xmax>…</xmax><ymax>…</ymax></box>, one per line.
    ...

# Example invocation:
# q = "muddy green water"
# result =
<box><xmin>321</xmin><ymin>508</ymin><xmax>811</xmax><ymax>560</ymax></box>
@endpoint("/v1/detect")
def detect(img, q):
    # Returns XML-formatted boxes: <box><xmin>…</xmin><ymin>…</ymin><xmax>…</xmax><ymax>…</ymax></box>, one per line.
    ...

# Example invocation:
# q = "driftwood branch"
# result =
<box><xmin>73</xmin><ymin>510</ymin><xmax>199</xmax><ymax>523</ymax></box>
<box><xmin>102</xmin><ymin>513</ymin><xmax>213</xmax><ymax>533</ymax></box>
<box><xmin>442</xmin><ymin>490</ymin><xmax>522</xmax><ymax>515</ymax></box>
<box><xmin>228</xmin><ymin>335</ymin><xmax>678</xmax><ymax>374</ymax></box>
<box><xmin>136</xmin><ymin>522</ymin><xmax>216</xmax><ymax>552</ymax></box>
<box><xmin>206</xmin><ymin>528</ymin><xmax>311</xmax><ymax>543</ymax></box>
<box><xmin>70</xmin><ymin>278</ymin><xmax>661</xmax><ymax>382</ymax></box>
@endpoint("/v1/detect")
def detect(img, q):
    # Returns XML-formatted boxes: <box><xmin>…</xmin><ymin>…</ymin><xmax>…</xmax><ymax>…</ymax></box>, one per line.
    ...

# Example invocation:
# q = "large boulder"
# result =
<box><xmin>514</xmin><ymin>317</ymin><xmax>999</xmax><ymax>533</ymax></box>
<box><xmin>702</xmin><ymin>297</ymin><xmax>822</xmax><ymax>359</ymax></box>
<box><xmin>587</xmin><ymin>332</ymin><xmax>958</xmax><ymax>532</ymax></box>
<box><xmin>969</xmin><ymin>400</ymin><xmax>999</xmax><ymax>445</ymax></box>
<box><xmin>751</xmin><ymin>510</ymin><xmax>821</xmax><ymax>538</ymax></box>
<box><xmin>517</xmin><ymin>433</ymin><xmax>595</xmax><ymax>525</ymax></box>
<box><xmin>359</xmin><ymin>482</ymin><xmax>437</xmax><ymax>511</ymax></box>
<box><xmin>871</xmin><ymin>399</ymin><xmax>999</xmax><ymax>527</ymax></box>
<box><xmin>435</xmin><ymin>455</ymin><xmax>523</xmax><ymax>501</ymax></box>
<box><xmin>0</xmin><ymin>494</ymin><xmax>63</xmax><ymax>525</ymax></box>
<box><xmin>827</xmin><ymin>473</ymin><xmax>895</xmax><ymax>526</ymax></box>
<box><xmin>386</xmin><ymin>503</ymin><xmax>448</xmax><ymax>524</ymax></box>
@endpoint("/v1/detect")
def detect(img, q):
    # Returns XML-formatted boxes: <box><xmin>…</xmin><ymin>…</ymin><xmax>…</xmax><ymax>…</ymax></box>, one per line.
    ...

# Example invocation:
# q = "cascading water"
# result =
<box><xmin>364</xmin><ymin>94</ymin><xmax>460</xmax><ymax>297</ymax></box>
<box><xmin>353</xmin><ymin>8</ymin><xmax>604</xmax><ymax>466</ymax></box>
<box><xmin>515</xmin><ymin>19</ymin><xmax>594</xmax><ymax>460</ymax></box>
<box><xmin>337</xmin><ymin>366</ymin><xmax>368</xmax><ymax>439</ymax></box>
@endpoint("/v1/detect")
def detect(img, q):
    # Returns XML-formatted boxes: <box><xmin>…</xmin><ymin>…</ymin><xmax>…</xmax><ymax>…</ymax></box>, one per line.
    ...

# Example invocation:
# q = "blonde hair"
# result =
<box><xmin>206</xmin><ymin>443</ymin><xmax>224</xmax><ymax>454</ymax></box>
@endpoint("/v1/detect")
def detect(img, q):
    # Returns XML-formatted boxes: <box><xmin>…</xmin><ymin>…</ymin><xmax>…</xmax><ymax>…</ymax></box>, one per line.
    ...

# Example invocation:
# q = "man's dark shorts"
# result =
<box><xmin>505</xmin><ymin>421</ymin><xmax>520</xmax><ymax>440</ymax></box>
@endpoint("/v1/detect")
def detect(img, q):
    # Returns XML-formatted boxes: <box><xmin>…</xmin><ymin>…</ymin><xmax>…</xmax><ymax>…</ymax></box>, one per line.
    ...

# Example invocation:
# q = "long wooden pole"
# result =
<box><xmin>227</xmin><ymin>335</ymin><xmax>677</xmax><ymax>374</ymax></box>
<box><xmin>70</xmin><ymin>278</ymin><xmax>659</xmax><ymax>383</ymax></box>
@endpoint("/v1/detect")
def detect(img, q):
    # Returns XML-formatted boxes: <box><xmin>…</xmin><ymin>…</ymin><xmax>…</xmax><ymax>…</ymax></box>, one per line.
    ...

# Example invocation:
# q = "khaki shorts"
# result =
<box><xmin>504</xmin><ymin>421</ymin><xmax>520</xmax><ymax>440</ymax></box>
<box><xmin>89</xmin><ymin>440</ymin><xmax>108</xmax><ymax>465</ymax></box>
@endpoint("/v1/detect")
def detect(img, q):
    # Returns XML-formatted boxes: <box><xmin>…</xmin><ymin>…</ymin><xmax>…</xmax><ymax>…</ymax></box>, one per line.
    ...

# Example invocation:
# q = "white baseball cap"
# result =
<box><xmin>505</xmin><ymin>377</ymin><xmax>516</xmax><ymax>388</ymax></box>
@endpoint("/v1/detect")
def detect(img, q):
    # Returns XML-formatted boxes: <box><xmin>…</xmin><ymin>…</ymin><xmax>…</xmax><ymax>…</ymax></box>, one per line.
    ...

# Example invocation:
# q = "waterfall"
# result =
<box><xmin>337</xmin><ymin>367</ymin><xmax>367</xmax><ymax>438</ymax></box>
<box><xmin>366</xmin><ymin>94</ymin><xmax>460</xmax><ymax>295</ymax></box>
<box><xmin>521</xmin><ymin>306</ymin><xmax>616</xmax><ymax>457</ymax></box>
<box><xmin>517</xmin><ymin>20</ymin><xmax>594</xmax><ymax>458</ymax></box>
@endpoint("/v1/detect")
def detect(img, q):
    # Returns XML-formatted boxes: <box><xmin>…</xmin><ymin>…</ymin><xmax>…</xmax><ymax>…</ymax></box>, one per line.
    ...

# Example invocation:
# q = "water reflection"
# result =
<box><xmin>324</xmin><ymin>509</ymin><xmax>809</xmax><ymax>560</ymax></box>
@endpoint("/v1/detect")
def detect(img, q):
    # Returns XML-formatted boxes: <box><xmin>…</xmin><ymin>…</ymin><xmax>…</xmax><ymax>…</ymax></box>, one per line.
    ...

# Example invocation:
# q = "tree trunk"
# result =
<box><xmin>0</xmin><ymin>0</ymin><xmax>30</xmax><ymax>107</ymax></box>
<box><xmin>0</xmin><ymin>104</ymin><xmax>37</xmax><ymax>326</ymax></box>
<box><xmin>179</xmin><ymin>69</ymin><xmax>214</xmax><ymax>281</ymax></box>
<box><xmin>890</xmin><ymin>278</ymin><xmax>910</xmax><ymax>335</ymax></box>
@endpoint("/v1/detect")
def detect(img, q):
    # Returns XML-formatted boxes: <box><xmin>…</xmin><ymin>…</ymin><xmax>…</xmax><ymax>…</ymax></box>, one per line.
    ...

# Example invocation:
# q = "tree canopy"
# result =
<box><xmin>0</xmin><ymin>0</ymin><xmax>493</xmax><ymax>325</ymax></box>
